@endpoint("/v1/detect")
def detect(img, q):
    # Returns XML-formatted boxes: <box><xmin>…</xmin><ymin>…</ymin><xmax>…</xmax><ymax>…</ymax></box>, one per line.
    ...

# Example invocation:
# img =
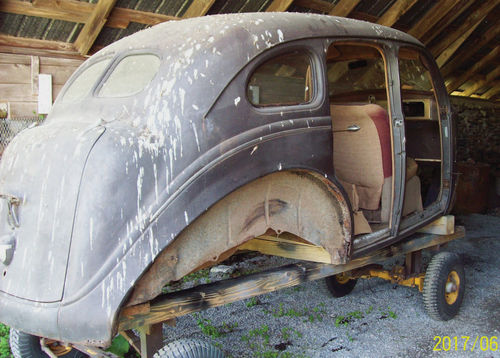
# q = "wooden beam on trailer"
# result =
<box><xmin>441</xmin><ymin>20</ymin><xmax>500</xmax><ymax>78</ymax></box>
<box><xmin>376</xmin><ymin>0</ymin><xmax>418</xmax><ymax>27</ymax></box>
<box><xmin>0</xmin><ymin>34</ymin><xmax>83</xmax><ymax>59</ymax></box>
<box><xmin>329</xmin><ymin>0</ymin><xmax>361</xmax><ymax>17</ymax></box>
<box><xmin>430</xmin><ymin>0</ymin><xmax>497</xmax><ymax>58</ymax></box>
<box><xmin>481</xmin><ymin>80</ymin><xmax>500</xmax><ymax>100</ymax></box>
<box><xmin>74</xmin><ymin>0</ymin><xmax>117</xmax><ymax>56</ymax></box>
<box><xmin>0</xmin><ymin>0</ymin><xmax>177</xmax><ymax>30</ymax></box>
<box><xmin>266</xmin><ymin>0</ymin><xmax>295</xmax><ymax>12</ymax></box>
<box><xmin>446</xmin><ymin>46</ymin><xmax>500</xmax><ymax>93</ymax></box>
<box><xmin>421</xmin><ymin>0</ymin><xmax>475</xmax><ymax>45</ymax></box>
<box><xmin>182</xmin><ymin>0</ymin><xmax>216</xmax><ymax>18</ymax></box>
<box><xmin>407</xmin><ymin>0</ymin><xmax>461</xmax><ymax>40</ymax></box>
<box><xmin>118</xmin><ymin>226</ymin><xmax>465</xmax><ymax>331</ymax></box>
<box><xmin>295</xmin><ymin>0</ymin><xmax>334</xmax><ymax>13</ymax></box>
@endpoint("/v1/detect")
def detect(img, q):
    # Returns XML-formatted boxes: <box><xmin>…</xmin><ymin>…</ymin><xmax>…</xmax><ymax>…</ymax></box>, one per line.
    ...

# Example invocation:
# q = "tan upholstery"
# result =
<box><xmin>331</xmin><ymin>105</ymin><xmax>385</xmax><ymax>210</ymax></box>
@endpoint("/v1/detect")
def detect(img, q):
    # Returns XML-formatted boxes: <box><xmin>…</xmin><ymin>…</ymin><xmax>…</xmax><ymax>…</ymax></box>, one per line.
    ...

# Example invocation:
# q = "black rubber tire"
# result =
<box><xmin>423</xmin><ymin>252</ymin><xmax>465</xmax><ymax>321</ymax></box>
<box><xmin>9</xmin><ymin>329</ymin><xmax>86</xmax><ymax>358</ymax></box>
<box><xmin>154</xmin><ymin>339</ymin><xmax>224</xmax><ymax>358</ymax></box>
<box><xmin>325</xmin><ymin>275</ymin><xmax>358</xmax><ymax>298</ymax></box>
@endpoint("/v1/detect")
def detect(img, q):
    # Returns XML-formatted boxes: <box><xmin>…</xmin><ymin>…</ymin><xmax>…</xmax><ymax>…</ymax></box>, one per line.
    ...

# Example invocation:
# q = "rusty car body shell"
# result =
<box><xmin>0</xmin><ymin>13</ymin><xmax>455</xmax><ymax>346</ymax></box>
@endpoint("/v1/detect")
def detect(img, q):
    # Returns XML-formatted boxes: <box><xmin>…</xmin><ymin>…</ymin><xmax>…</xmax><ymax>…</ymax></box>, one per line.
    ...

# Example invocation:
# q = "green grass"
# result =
<box><xmin>0</xmin><ymin>324</ymin><xmax>12</xmax><ymax>358</ymax></box>
<box><xmin>193</xmin><ymin>314</ymin><xmax>237</xmax><ymax>339</ymax></box>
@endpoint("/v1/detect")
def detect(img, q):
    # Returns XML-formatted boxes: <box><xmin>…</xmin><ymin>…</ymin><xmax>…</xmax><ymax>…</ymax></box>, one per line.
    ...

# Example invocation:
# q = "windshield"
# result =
<box><xmin>62</xmin><ymin>59</ymin><xmax>111</xmax><ymax>103</ymax></box>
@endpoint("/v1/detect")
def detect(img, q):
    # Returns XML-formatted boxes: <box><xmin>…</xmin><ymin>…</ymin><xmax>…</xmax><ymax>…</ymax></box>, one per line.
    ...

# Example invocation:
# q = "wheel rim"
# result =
<box><xmin>444</xmin><ymin>270</ymin><xmax>460</xmax><ymax>305</ymax></box>
<box><xmin>335</xmin><ymin>273</ymin><xmax>350</xmax><ymax>284</ymax></box>
<box><xmin>44</xmin><ymin>340</ymin><xmax>73</xmax><ymax>356</ymax></box>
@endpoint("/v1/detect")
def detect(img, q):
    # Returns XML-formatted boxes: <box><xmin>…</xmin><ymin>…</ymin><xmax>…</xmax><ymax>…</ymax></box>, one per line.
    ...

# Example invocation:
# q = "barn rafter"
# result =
<box><xmin>0</xmin><ymin>0</ymin><xmax>498</xmax><ymax>101</ymax></box>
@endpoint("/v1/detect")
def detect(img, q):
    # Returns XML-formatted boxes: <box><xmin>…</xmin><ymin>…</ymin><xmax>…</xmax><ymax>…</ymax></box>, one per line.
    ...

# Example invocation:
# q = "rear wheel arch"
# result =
<box><xmin>125</xmin><ymin>170</ymin><xmax>353</xmax><ymax>307</ymax></box>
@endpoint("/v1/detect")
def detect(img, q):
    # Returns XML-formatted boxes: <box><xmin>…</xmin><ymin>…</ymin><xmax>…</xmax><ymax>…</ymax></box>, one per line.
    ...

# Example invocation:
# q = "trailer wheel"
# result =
<box><xmin>154</xmin><ymin>339</ymin><xmax>224</xmax><ymax>358</ymax></box>
<box><xmin>325</xmin><ymin>273</ymin><xmax>357</xmax><ymax>298</ymax></box>
<box><xmin>9</xmin><ymin>329</ymin><xmax>86</xmax><ymax>358</ymax></box>
<box><xmin>423</xmin><ymin>252</ymin><xmax>465</xmax><ymax>321</ymax></box>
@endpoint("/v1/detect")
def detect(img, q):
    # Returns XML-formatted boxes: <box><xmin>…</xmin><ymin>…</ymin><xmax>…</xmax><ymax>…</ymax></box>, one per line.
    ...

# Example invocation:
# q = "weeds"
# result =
<box><xmin>182</xmin><ymin>269</ymin><xmax>210</xmax><ymax>283</ymax></box>
<box><xmin>193</xmin><ymin>313</ymin><xmax>237</xmax><ymax>339</ymax></box>
<box><xmin>0</xmin><ymin>324</ymin><xmax>11</xmax><ymax>358</ymax></box>
<box><xmin>246</xmin><ymin>297</ymin><xmax>260</xmax><ymax>308</ymax></box>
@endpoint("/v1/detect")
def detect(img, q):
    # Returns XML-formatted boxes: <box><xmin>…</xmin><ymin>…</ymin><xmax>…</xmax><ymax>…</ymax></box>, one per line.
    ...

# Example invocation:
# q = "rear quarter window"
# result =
<box><xmin>98</xmin><ymin>54</ymin><xmax>161</xmax><ymax>98</ymax></box>
<box><xmin>62</xmin><ymin>58</ymin><xmax>111</xmax><ymax>103</ymax></box>
<box><xmin>247</xmin><ymin>51</ymin><xmax>313</xmax><ymax>107</ymax></box>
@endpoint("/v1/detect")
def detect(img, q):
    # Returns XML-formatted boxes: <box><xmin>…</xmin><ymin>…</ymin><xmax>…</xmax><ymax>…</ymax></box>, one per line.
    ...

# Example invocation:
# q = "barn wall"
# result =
<box><xmin>0</xmin><ymin>53</ymin><xmax>82</xmax><ymax>117</ymax></box>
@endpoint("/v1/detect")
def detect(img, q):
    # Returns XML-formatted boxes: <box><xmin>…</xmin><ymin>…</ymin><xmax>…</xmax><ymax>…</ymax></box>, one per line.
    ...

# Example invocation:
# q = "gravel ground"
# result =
<box><xmin>161</xmin><ymin>214</ymin><xmax>500</xmax><ymax>357</ymax></box>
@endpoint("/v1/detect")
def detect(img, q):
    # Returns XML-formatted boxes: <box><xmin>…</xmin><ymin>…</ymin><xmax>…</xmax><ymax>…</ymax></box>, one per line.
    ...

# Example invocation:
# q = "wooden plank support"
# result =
<box><xmin>481</xmin><ymin>80</ymin><xmax>500</xmax><ymax>100</ymax></box>
<box><xmin>430</xmin><ymin>0</ymin><xmax>497</xmax><ymax>58</ymax></box>
<box><xmin>407</xmin><ymin>0</ymin><xmax>460</xmax><ymax>40</ymax></box>
<box><xmin>74</xmin><ymin>0</ymin><xmax>117</xmax><ymax>56</ymax></box>
<box><xmin>182</xmin><ymin>0</ymin><xmax>216</xmax><ymax>18</ymax></box>
<box><xmin>0</xmin><ymin>34</ymin><xmax>83</xmax><ymax>59</ymax></box>
<box><xmin>446</xmin><ymin>46</ymin><xmax>500</xmax><ymax>93</ymax></box>
<box><xmin>329</xmin><ymin>0</ymin><xmax>361</xmax><ymax>17</ymax></box>
<box><xmin>239</xmin><ymin>235</ymin><xmax>332</xmax><ymax>264</ymax></box>
<box><xmin>266</xmin><ymin>0</ymin><xmax>295</xmax><ymax>12</ymax></box>
<box><xmin>461</xmin><ymin>66</ymin><xmax>500</xmax><ymax>97</ymax></box>
<box><xmin>138</xmin><ymin>323</ymin><xmax>163</xmax><ymax>358</ymax></box>
<box><xmin>376</xmin><ymin>0</ymin><xmax>418</xmax><ymax>27</ymax></box>
<box><xmin>417</xmin><ymin>215</ymin><xmax>455</xmax><ymax>235</ymax></box>
<box><xmin>118</xmin><ymin>226</ymin><xmax>465</xmax><ymax>331</ymax></box>
<box><xmin>30</xmin><ymin>56</ymin><xmax>39</xmax><ymax>95</ymax></box>
<box><xmin>0</xmin><ymin>0</ymin><xmax>177</xmax><ymax>29</ymax></box>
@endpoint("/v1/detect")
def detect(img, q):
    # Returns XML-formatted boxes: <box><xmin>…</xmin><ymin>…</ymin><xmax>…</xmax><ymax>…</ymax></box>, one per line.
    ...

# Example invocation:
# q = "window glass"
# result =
<box><xmin>62</xmin><ymin>59</ymin><xmax>111</xmax><ymax>102</ymax></box>
<box><xmin>247</xmin><ymin>51</ymin><xmax>313</xmax><ymax>106</ymax></box>
<box><xmin>327</xmin><ymin>44</ymin><xmax>386</xmax><ymax>98</ymax></box>
<box><xmin>399</xmin><ymin>49</ymin><xmax>433</xmax><ymax>92</ymax></box>
<box><xmin>98</xmin><ymin>54</ymin><xmax>160</xmax><ymax>97</ymax></box>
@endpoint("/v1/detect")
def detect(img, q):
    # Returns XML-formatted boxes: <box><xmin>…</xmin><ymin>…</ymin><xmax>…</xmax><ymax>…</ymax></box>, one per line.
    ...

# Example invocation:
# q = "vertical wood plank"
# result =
<box><xmin>30</xmin><ymin>55</ymin><xmax>39</xmax><ymax>95</ymax></box>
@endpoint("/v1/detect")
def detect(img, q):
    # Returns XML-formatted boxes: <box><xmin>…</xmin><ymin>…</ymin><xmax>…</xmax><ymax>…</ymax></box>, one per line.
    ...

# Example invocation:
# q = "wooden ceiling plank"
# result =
<box><xmin>446</xmin><ymin>45</ymin><xmax>500</xmax><ymax>93</ymax></box>
<box><xmin>462</xmin><ymin>65</ymin><xmax>500</xmax><ymax>96</ymax></box>
<box><xmin>295</xmin><ymin>0</ymin><xmax>334</xmax><ymax>13</ymax></box>
<box><xmin>441</xmin><ymin>20</ymin><xmax>500</xmax><ymax>78</ymax></box>
<box><xmin>74</xmin><ymin>0</ymin><xmax>117</xmax><ymax>56</ymax></box>
<box><xmin>0</xmin><ymin>34</ymin><xmax>83</xmax><ymax>59</ymax></box>
<box><xmin>480</xmin><ymin>80</ymin><xmax>500</xmax><ymax>99</ymax></box>
<box><xmin>376</xmin><ymin>0</ymin><xmax>418</xmax><ymax>27</ymax></box>
<box><xmin>182</xmin><ymin>0</ymin><xmax>216</xmax><ymax>18</ymax></box>
<box><xmin>266</xmin><ymin>0</ymin><xmax>295</xmax><ymax>12</ymax></box>
<box><xmin>407</xmin><ymin>0</ymin><xmax>460</xmax><ymax>40</ymax></box>
<box><xmin>329</xmin><ymin>0</ymin><xmax>361</xmax><ymax>17</ymax></box>
<box><xmin>430</xmin><ymin>0</ymin><xmax>497</xmax><ymax>58</ymax></box>
<box><xmin>435</xmin><ymin>17</ymin><xmax>483</xmax><ymax>68</ymax></box>
<box><xmin>0</xmin><ymin>0</ymin><xmax>178</xmax><ymax>29</ymax></box>
<box><xmin>421</xmin><ymin>0</ymin><xmax>475</xmax><ymax>45</ymax></box>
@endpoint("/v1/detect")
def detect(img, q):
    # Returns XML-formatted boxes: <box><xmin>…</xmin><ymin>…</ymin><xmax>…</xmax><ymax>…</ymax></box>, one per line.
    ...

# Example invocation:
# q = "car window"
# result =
<box><xmin>62</xmin><ymin>59</ymin><xmax>111</xmax><ymax>103</ymax></box>
<box><xmin>98</xmin><ymin>54</ymin><xmax>160</xmax><ymax>98</ymax></box>
<box><xmin>247</xmin><ymin>51</ymin><xmax>313</xmax><ymax>107</ymax></box>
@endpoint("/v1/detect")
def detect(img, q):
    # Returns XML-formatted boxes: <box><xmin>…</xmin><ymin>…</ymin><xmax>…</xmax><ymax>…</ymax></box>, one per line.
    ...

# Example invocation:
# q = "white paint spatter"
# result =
<box><xmin>250</xmin><ymin>146</ymin><xmax>258</xmax><ymax>155</ymax></box>
<box><xmin>191</xmin><ymin>122</ymin><xmax>201</xmax><ymax>152</ymax></box>
<box><xmin>184</xmin><ymin>211</ymin><xmax>189</xmax><ymax>225</ymax></box>
<box><xmin>234</xmin><ymin>97</ymin><xmax>241</xmax><ymax>106</ymax></box>
<box><xmin>278</xmin><ymin>162</ymin><xmax>282</xmax><ymax>171</ymax></box>
<box><xmin>277</xmin><ymin>29</ymin><xmax>284</xmax><ymax>42</ymax></box>
<box><xmin>89</xmin><ymin>217</ymin><xmax>94</xmax><ymax>250</ymax></box>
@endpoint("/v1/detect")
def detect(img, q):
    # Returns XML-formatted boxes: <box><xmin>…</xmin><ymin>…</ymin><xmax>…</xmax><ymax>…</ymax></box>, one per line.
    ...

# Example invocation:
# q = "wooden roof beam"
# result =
<box><xmin>377</xmin><ymin>0</ymin><xmax>418</xmax><ymax>27</ymax></box>
<box><xmin>74</xmin><ymin>0</ymin><xmax>117</xmax><ymax>56</ymax></box>
<box><xmin>295</xmin><ymin>0</ymin><xmax>334</xmax><ymax>13</ymax></box>
<box><xmin>481</xmin><ymin>81</ymin><xmax>500</xmax><ymax>100</ymax></box>
<box><xmin>0</xmin><ymin>34</ymin><xmax>83</xmax><ymax>59</ymax></box>
<box><xmin>329</xmin><ymin>0</ymin><xmax>361</xmax><ymax>17</ymax></box>
<box><xmin>0</xmin><ymin>0</ymin><xmax>177</xmax><ymax>30</ymax></box>
<box><xmin>430</xmin><ymin>0</ymin><xmax>497</xmax><ymax>58</ymax></box>
<box><xmin>182</xmin><ymin>0</ymin><xmax>216</xmax><ymax>18</ymax></box>
<box><xmin>421</xmin><ymin>0</ymin><xmax>475</xmax><ymax>45</ymax></box>
<box><xmin>461</xmin><ymin>66</ymin><xmax>500</xmax><ymax>96</ymax></box>
<box><xmin>407</xmin><ymin>0</ymin><xmax>460</xmax><ymax>40</ymax></box>
<box><xmin>446</xmin><ymin>45</ymin><xmax>500</xmax><ymax>93</ymax></box>
<box><xmin>266</xmin><ymin>0</ymin><xmax>295</xmax><ymax>12</ymax></box>
<box><xmin>441</xmin><ymin>19</ymin><xmax>500</xmax><ymax>78</ymax></box>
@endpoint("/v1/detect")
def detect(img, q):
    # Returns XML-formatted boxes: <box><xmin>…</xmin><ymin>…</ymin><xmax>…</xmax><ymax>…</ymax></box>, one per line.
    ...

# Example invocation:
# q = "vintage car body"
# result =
<box><xmin>0</xmin><ymin>13</ymin><xmax>455</xmax><ymax>347</ymax></box>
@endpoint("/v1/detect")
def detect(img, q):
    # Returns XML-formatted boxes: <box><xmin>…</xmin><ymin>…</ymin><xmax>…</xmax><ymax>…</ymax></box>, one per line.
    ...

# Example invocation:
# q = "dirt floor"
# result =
<box><xmin>161</xmin><ymin>214</ymin><xmax>500</xmax><ymax>357</ymax></box>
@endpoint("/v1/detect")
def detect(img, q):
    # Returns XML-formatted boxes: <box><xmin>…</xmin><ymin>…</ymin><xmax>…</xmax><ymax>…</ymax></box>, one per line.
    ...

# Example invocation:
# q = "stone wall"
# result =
<box><xmin>451</xmin><ymin>97</ymin><xmax>500</xmax><ymax>171</ymax></box>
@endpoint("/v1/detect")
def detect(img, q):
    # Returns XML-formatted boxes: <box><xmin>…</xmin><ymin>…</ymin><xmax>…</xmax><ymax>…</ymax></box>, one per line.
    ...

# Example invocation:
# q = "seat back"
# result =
<box><xmin>331</xmin><ymin>104</ymin><xmax>391</xmax><ymax>211</ymax></box>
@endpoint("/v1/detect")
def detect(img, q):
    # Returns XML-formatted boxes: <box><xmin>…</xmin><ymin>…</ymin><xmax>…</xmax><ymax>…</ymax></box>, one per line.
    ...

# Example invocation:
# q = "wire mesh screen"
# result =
<box><xmin>0</xmin><ymin>117</ymin><xmax>44</xmax><ymax>156</ymax></box>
